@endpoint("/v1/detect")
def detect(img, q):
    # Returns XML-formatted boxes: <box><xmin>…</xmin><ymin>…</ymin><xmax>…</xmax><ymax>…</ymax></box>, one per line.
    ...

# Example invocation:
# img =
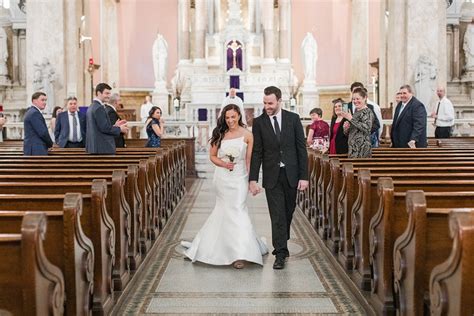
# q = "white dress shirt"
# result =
<box><xmin>68</xmin><ymin>111</ymin><xmax>82</xmax><ymax>142</ymax></box>
<box><xmin>434</xmin><ymin>96</ymin><xmax>455</xmax><ymax>127</ymax></box>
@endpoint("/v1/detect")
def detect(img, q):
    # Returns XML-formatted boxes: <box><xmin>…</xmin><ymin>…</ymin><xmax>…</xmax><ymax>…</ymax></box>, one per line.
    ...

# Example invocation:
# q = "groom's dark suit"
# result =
<box><xmin>249</xmin><ymin>109</ymin><xmax>308</xmax><ymax>259</ymax></box>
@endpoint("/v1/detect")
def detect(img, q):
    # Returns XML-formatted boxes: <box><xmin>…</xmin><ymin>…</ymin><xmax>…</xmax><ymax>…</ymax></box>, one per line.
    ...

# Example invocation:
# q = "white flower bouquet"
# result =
<box><xmin>223</xmin><ymin>146</ymin><xmax>240</xmax><ymax>171</ymax></box>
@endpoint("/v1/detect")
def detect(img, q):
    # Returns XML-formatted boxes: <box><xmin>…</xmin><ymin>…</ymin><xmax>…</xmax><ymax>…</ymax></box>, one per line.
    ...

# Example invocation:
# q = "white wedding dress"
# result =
<box><xmin>182</xmin><ymin>136</ymin><xmax>268</xmax><ymax>265</ymax></box>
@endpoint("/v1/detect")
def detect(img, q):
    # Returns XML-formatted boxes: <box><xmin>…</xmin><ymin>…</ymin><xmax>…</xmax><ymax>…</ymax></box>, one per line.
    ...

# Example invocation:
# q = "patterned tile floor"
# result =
<box><xmin>113</xmin><ymin>178</ymin><xmax>369</xmax><ymax>315</ymax></box>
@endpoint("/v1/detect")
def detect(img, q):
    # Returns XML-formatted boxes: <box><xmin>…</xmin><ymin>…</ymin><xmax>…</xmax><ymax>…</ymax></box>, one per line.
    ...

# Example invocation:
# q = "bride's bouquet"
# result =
<box><xmin>223</xmin><ymin>146</ymin><xmax>240</xmax><ymax>172</ymax></box>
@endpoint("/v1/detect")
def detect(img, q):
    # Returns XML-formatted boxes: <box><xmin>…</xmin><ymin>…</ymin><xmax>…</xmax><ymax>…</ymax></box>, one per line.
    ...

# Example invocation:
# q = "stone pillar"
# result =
<box><xmin>378</xmin><ymin>0</ymin><xmax>388</xmax><ymax>108</ymax></box>
<box><xmin>453</xmin><ymin>24</ymin><xmax>461</xmax><ymax>80</ymax></box>
<box><xmin>248</xmin><ymin>0</ymin><xmax>255</xmax><ymax>32</ymax></box>
<box><xmin>214</xmin><ymin>0</ymin><xmax>221</xmax><ymax>32</ymax></box>
<box><xmin>63</xmin><ymin>0</ymin><xmax>87</xmax><ymax>105</ymax></box>
<box><xmin>350</xmin><ymin>0</ymin><xmax>369</xmax><ymax>85</ymax></box>
<box><xmin>447</xmin><ymin>25</ymin><xmax>454</xmax><ymax>80</ymax></box>
<box><xmin>279</xmin><ymin>0</ymin><xmax>290</xmax><ymax>62</ymax></box>
<box><xmin>255</xmin><ymin>0</ymin><xmax>261</xmax><ymax>34</ymax></box>
<box><xmin>26</xmin><ymin>0</ymin><xmax>66</xmax><ymax>113</ymax></box>
<box><xmin>178</xmin><ymin>0</ymin><xmax>190</xmax><ymax>62</ymax></box>
<box><xmin>386</xmin><ymin>0</ymin><xmax>406</xmax><ymax>110</ymax></box>
<box><xmin>101</xmin><ymin>0</ymin><xmax>120</xmax><ymax>89</ymax></box>
<box><xmin>261</xmin><ymin>0</ymin><xmax>274</xmax><ymax>62</ymax></box>
<box><xmin>207</xmin><ymin>0</ymin><xmax>214</xmax><ymax>34</ymax></box>
<box><xmin>194</xmin><ymin>0</ymin><xmax>207</xmax><ymax>63</ymax></box>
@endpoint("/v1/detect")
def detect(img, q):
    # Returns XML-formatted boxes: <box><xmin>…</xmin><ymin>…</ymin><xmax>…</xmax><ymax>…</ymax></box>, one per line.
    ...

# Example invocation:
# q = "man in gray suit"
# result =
<box><xmin>85</xmin><ymin>83</ymin><xmax>128</xmax><ymax>154</ymax></box>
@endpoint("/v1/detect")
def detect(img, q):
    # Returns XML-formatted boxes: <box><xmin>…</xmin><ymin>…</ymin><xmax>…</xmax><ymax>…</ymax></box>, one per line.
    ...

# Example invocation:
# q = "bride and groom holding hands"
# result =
<box><xmin>181</xmin><ymin>86</ymin><xmax>308</xmax><ymax>270</ymax></box>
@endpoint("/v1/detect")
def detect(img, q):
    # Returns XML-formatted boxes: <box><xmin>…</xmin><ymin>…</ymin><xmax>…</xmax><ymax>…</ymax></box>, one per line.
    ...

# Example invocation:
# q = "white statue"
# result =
<box><xmin>301</xmin><ymin>32</ymin><xmax>318</xmax><ymax>82</ymax></box>
<box><xmin>414</xmin><ymin>55</ymin><xmax>437</xmax><ymax>109</ymax></box>
<box><xmin>463</xmin><ymin>22</ymin><xmax>474</xmax><ymax>71</ymax></box>
<box><xmin>33</xmin><ymin>57</ymin><xmax>55</xmax><ymax>115</ymax></box>
<box><xmin>152</xmin><ymin>33</ymin><xmax>168</xmax><ymax>83</ymax></box>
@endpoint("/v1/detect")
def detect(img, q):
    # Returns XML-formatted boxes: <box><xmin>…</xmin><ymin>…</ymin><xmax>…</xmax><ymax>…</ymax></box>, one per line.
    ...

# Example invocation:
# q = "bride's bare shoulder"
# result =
<box><xmin>241</xmin><ymin>128</ymin><xmax>253</xmax><ymax>142</ymax></box>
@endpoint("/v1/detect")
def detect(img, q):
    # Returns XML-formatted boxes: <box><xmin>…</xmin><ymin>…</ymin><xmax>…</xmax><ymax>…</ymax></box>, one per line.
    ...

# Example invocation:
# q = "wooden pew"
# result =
<box><xmin>0</xmin><ymin>194</ymin><xmax>94</xmax><ymax>315</ymax></box>
<box><xmin>370</xmin><ymin>185</ymin><xmax>474</xmax><ymax>314</ymax></box>
<box><xmin>0</xmin><ymin>172</ymin><xmax>131</xmax><ymax>292</ymax></box>
<box><xmin>0</xmin><ymin>180</ymin><xmax>114</xmax><ymax>315</ymax></box>
<box><xmin>0</xmin><ymin>213</ymin><xmax>65</xmax><ymax>315</ymax></box>
<box><xmin>429</xmin><ymin>209</ymin><xmax>474</xmax><ymax>316</ymax></box>
<box><xmin>393</xmin><ymin>191</ymin><xmax>474</xmax><ymax>316</ymax></box>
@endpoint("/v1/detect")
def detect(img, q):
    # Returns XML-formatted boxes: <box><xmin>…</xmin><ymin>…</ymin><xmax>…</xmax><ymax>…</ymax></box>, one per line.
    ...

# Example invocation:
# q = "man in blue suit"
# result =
<box><xmin>23</xmin><ymin>92</ymin><xmax>54</xmax><ymax>156</ymax></box>
<box><xmin>391</xmin><ymin>84</ymin><xmax>427</xmax><ymax>148</ymax></box>
<box><xmin>54</xmin><ymin>96</ymin><xmax>86</xmax><ymax>148</ymax></box>
<box><xmin>85</xmin><ymin>83</ymin><xmax>128</xmax><ymax>154</ymax></box>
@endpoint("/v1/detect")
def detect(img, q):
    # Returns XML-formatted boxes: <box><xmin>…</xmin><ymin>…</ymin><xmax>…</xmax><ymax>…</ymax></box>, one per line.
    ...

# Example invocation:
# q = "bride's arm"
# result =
<box><xmin>246</xmin><ymin>133</ymin><xmax>254</xmax><ymax>173</ymax></box>
<box><xmin>210</xmin><ymin>143</ymin><xmax>234</xmax><ymax>170</ymax></box>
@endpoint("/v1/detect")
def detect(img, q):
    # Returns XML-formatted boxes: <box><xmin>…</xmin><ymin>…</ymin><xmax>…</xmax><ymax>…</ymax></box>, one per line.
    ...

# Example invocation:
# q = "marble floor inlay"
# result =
<box><xmin>114</xmin><ymin>178</ymin><xmax>368</xmax><ymax>315</ymax></box>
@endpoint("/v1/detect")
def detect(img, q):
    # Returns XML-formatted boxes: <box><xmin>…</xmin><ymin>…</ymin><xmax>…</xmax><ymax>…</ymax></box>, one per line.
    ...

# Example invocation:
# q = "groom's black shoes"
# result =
<box><xmin>273</xmin><ymin>257</ymin><xmax>286</xmax><ymax>269</ymax></box>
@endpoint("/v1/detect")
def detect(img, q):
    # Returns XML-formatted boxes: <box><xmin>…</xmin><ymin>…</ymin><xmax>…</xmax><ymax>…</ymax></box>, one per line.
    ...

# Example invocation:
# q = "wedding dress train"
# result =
<box><xmin>181</xmin><ymin>136</ymin><xmax>268</xmax><ymax>265</ymax></box>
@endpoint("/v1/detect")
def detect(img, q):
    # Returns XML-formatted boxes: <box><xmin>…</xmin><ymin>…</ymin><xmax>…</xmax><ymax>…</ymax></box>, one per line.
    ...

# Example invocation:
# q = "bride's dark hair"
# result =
<box><xmin>210</xmin><ymin>104</ymin><xmax>244</xmax><ymax>148</ymax></box>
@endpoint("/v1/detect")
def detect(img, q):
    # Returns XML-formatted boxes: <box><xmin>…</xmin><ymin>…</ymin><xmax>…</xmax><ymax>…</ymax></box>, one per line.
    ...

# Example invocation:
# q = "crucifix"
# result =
<box><xmin>227</xmin><ymin>39</ymin><xmax>241</xmax><ymax>69</ymax></box>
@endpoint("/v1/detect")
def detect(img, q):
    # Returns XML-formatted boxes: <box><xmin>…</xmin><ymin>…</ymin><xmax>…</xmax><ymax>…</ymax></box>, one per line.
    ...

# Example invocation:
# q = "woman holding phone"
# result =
<box><xmin>340</xmin><ymin>87</ymin><xmax>374</xmax><ymax>158</ymax></box>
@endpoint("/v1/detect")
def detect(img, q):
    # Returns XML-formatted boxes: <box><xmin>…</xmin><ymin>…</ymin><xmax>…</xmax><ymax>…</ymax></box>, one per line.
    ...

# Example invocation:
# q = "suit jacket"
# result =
<box><xmin>85</xmin><ymin>100</ymin><xmax>121</xmax><ymax>154</ymax></box>
<box><xmin>329</xmin><ymin>117</ymin><xmax>349</xmax><ymax>154</ymax></box>
<box><xmin>390</xmin><ymin>96</ymin><xmax>427</xmax><ymax>148</ymax></box>
<box><xmin>54</xmin><ymin>111</ymin><xmax>87</xmax><ymax>147</ymax></box>
<box><xmin>249</xmin><ymin>110</ymin><xmax>308</xmax><ymax>189</ymax></box>
<box><xmin>104</xmin><ymin>104</ymin><xmax>125</xmax><ymax>148</ymax></box>
<box><xmin>23</xmin><ymin>106</ymin><xmax>53</xmax><ymax>156</ymax></box>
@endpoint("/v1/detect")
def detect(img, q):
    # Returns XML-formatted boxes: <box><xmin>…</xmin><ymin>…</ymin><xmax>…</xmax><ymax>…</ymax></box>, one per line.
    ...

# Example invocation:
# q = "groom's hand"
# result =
<box><xmin>297</xmin><ymin>180</ymin><xmax>309</xmax><ymax>191</ymax></box>
<box><xmin>249</xmin><ymin>181</ymin><xmax>261</xmax><ymax>196</ymax></box>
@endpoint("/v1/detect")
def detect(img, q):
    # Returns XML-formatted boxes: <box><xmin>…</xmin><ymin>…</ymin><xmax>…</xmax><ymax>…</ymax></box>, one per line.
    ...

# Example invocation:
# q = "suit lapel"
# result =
<box><xmin>63</xmin><ymin>113</ymin><xmax>70</xmax><ymax>135</ymax></box>
<box><xmin>281</xmin><ymin>110</ymin><xmax>291</xmax><ymax>144</ymax></box>
<box><xmin>261</xmin><ymin>112</ymin><xmax>279</xmax><ymax>144</ymax></box>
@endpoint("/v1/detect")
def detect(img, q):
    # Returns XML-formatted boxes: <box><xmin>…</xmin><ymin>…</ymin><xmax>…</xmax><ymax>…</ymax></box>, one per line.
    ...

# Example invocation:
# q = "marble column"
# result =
<box><xmin>64</xmin><ymin>0</ymin><xmax>87</xmax><ymax>105</ymax></box>
<box><xmin>207</xmin><ymin>0</ymin><xmax>214</xmax><ymax>34</ymax></box>
<box><xmin>386</xmin><ymin>0</ymin><xmax>406</xmax><ymax>110</ymax></box>
<box><xmin>378</xmin><ymin>0</ymin><xmax>388</xmax><ymax>108</ymax></box>
<box><xmin>194</xmin><ymin>0</ymin><xmax>207</xmax><ymax>63</ymax></box>
<box><xmin>255</xmin><ymin>0</ymin><xmax>261</xmax><ymax>34</ymax></box>
<box><xmin>453</xmin><ymin>24</ymin><xmax>460</xmax><ymax>80</ymax></box>
<box><xmin>101</xmin><ymin>0</ymin><xmax>120</xmax><ymax>89</ymax></box>
<box><xmin>248</xmin><ymin>0</ymin><xmax>255</xmax><ymax>32</ymax></box>
<box><xmin>26</xmin><ymin>0</ymin><xmax>66</xmax><ymax>113</ymax></box>
<box><xmin>178</xmin><ymin>0</ymin><xmax>190</xmax><ymax>62</ymax></box>
<box><xmin>279</xmin><ymin>0</ymin><xmax>290</xmax><ymax>62</ymax></box>
<box><xmin>261</xmin><ymin>0</ymin><xmax>274</xmax><ymax>62</ymax></box>
<box><xmin>350</xmin><ymin>0</ymin><xmax>369</xmax><ymax>85</ymax></box>
<box><xmin>447</xmin><ymin>25</ymin><xmax>453</xmax><ymax>80</ymax></box>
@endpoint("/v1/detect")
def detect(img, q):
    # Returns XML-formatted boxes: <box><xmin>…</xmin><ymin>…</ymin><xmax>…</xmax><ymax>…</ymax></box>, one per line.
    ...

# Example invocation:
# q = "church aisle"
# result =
<box><xmin>114</xmin><ymin>178</ymin><xmax>369</xmax><ymax>315</ymax></box>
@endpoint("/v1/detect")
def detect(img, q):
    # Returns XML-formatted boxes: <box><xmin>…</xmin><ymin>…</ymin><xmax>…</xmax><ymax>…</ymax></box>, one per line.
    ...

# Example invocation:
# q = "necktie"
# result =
<box><xmin>273</xmin><ymin>116</ymin><xmax>281</xmax><ymax>142</ymax></box>
<box><xmin>71</xmin><ymin>112</ymin><xmax>78</xmax><ymax>142</ymax></box>
<box><xmin>434</xmin><ymin>101</ymin><xmax>441</xmax><ymax>125</ymax></box>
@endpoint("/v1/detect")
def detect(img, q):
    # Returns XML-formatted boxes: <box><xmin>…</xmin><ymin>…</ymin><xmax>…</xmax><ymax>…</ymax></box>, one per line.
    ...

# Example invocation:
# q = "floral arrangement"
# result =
<box><xmin>223</xmin><ymin>146</ymin><xmax>240</xmax><ymax>171</ymax></box>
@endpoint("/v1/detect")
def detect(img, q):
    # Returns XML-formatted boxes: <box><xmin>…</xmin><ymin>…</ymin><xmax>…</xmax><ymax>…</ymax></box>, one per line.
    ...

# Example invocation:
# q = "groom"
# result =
<box><xmin>249</xmin><ymin>86</ymin><xmax>309</xmax><ymax>269</ymax></box>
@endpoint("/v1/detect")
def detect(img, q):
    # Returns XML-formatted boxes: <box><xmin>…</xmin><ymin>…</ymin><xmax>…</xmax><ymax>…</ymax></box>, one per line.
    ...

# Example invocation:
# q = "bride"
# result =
<box><xmin>181</xmin><ymin>104</ymin><xmax>268</xmax><ymax>269</ymax></box>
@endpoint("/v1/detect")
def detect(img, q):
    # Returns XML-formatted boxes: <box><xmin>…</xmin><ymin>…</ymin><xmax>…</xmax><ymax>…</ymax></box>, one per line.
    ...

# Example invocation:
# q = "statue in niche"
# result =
<box><xmin>414</xmin><ymin>55</ymin><xmax>437</xmax><ymax>109</ymax></box>
<box><xmin>463</xmin><ymin>22</ymin><xmax>474</xmax><ymax>71</ymax></box>
<box><xmin>33</xmin><ymin>57</ymin><xmax>55</xmax><ymax>115</ymax></box>
<box><xmin>301</xmin><ymin>32</ymin><xmax>318</xmax><ymax>82</ymax></box>
<box><xmin>0</xmin><ymin>28</ymin><xmax>9</xmax><ymax>83</ymax></box>
<box><xmin>152</xmin><ymin>33</ymin><xmax>168</xmax><ymax>83</ymax></box>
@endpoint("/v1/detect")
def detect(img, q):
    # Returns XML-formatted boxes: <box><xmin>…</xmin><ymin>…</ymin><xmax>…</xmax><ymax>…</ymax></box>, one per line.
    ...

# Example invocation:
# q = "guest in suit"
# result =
<box><xmin>54</xmin><ymin>97</ymin><xmax>86</xmax><ymax>148</ymax></box>
<box><xmin>390</xmin><ymin>84</ymin><xmax>427</xmax><ymax>148</ymax></box>
<box><xmin>145</xmin><ymin>106</ymin><xmax>164</xmax><ymax>147</ymax></box>
<box><xmin>85</xmin><ymin>83</ymin><xmax>128</xmax><ymax>154</ymax></box>
<box><xmin>105</xmin><ymin>93</ymin><xmax>126</xmax><ymax>148</ymax></box>
<box><xmin>328</xmin><ymin>98</ymin><xmax>349</xmax><ymax>154</ymax></box>
<box><xmin>249</xmin><ymin>86</ymin><xmax>308</xmax><ymax>270</ymax></box>
<box><xmin>23</xmin><ymin>92</ymin><xmax>54</xmax><ymax>156</ymax></box>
